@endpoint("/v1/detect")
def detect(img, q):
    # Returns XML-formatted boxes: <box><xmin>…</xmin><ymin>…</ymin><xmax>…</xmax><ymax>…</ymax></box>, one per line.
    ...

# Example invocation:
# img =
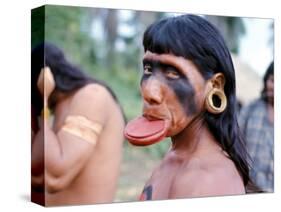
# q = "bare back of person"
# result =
<box><xmin>33</xmin><ymin>83</ymin><xmax>125</xmax><ymax>206</ymax></box>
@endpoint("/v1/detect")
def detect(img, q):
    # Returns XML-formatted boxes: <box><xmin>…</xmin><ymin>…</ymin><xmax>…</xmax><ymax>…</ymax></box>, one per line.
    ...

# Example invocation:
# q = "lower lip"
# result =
<box><xmin>124</xmin><ymin>116</ymin><xmax>170</xmax><ymax>146</ymax></box>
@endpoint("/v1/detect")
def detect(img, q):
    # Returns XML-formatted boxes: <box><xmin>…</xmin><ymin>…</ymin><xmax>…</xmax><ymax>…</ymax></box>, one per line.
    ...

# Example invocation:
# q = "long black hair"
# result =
<box><xmin>143</xmin><ymin>14</ymin><xmax>250</xmax><ymax>186</ymax></box>
<box><xmin>31</xmin><ymin>42</ymin><xmax>121</xmax><ymax>120</ymax></box>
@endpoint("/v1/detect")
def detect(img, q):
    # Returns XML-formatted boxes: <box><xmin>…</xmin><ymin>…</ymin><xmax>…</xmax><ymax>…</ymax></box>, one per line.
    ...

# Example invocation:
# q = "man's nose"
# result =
<box><xmin>141</xmin><ymin>77</ymin><xmax>163</xmax><ymax>105</ymax></box>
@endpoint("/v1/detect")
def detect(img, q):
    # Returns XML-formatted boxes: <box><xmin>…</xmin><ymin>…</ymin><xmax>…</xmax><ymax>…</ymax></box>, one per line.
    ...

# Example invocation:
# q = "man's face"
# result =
<box><xmin>140</xmin><ymin>51</ymin><xmax>207</xmax><ymax>137</ymax></box>
<box><xmin>266</xmin><ymin>73</ymin><xmax>274</xmax><ymax>106</ymax></box>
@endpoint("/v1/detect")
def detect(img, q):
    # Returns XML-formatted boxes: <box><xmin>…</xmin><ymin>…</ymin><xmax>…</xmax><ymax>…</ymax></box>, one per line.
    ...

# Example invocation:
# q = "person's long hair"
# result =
<box><xmin>143</xmin><ymin>14</ymin><xmax>251</xmax><ymax>187</ymax></box>
<box><xmin>31</xmin><ymin>42</ymin><xmax>122</xmax><ymax>126</ymax></box>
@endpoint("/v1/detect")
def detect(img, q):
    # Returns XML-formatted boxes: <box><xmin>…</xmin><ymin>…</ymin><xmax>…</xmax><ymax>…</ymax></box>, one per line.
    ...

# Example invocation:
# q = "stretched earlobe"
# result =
<box><xmin>205</xmin><ymin>88</ymin><xmax>227</xmax><ymax>114</ymax></box>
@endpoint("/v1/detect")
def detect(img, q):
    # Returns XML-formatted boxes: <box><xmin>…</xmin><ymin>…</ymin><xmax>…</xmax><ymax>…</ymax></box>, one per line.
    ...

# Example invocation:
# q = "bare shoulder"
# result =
<box><xmin>72</xmin><ymin>83</ymin><xmax>113</xmax><ymax>104</ymax></box>
<box><xmin>170</xmin><ymin>157</ymin><xmax>245</xmax><ymax>198</ymax></box>
<box><xmin>68</xmin><ymin>83</ymin><xmax>116</xmax><ymax>124</ymax></box>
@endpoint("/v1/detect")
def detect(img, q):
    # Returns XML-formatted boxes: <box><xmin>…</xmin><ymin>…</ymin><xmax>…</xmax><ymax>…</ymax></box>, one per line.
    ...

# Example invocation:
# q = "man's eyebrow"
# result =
<box><xmin>142</xmin><ymin>58</ymin><xmax>185</xmax><ymax>75</ymax></box>
<box><xmin>143</xmin><ymin>58</ymin><xmax>175</xmax><ymax>67</ymax></box>
<box><xmin>143</xmin><ymin>59</ymin><xmax>170</xmax><ymax>68</ymax></box>
<box><xmin>159</xmin><ymin>62</ymin><xmax>185</xmax><ymax>75</ymax></box>
<box><xmin>142</xmin><ymin>58</ymin><xmax>153</xmax><ymax>65</ymax></box>
<box><xmin>163</xmin><ymin>63</ymin><xmax>179</xmax><ymax>69</ymax></box>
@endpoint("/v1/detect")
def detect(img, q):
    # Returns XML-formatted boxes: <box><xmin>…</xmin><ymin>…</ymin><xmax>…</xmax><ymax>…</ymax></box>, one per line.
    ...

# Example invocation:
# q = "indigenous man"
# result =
<box><xmin>125</xmin><ymin>15</ymin><xmax>250</xmax><ymax>200</ymax></box>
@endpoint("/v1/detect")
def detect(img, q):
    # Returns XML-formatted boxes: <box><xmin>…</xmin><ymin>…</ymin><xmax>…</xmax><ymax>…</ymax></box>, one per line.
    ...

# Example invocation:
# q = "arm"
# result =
<box><xmin>32</xmin><ymin>85</ymin><xmax>110</xmax><ymax>193</ymax></box>
<box><xmin>31</xmin><ymin>122</ymin><xmax>45</xmax><ymax>190</ymax></box>
<box><xmin>31</xmin><ymin>66</ymin><xmax>52</xmax><ymax>190</ymax></box>
<box><xmin>47</xmin><ymin>86</ymin><xmax>109</xmax><ymax>193</ymax></box>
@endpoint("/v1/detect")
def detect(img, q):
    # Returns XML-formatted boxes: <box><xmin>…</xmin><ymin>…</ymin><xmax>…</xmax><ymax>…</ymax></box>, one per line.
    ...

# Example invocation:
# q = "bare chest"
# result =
<box><xmin>140</xmin><ymin>156</ymin><xmax>182</xmax><ymax>200</ymax></box>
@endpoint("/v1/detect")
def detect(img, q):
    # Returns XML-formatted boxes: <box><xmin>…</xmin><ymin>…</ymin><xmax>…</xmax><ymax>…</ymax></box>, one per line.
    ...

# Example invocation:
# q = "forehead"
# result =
<box><xmin>143</xmin><ymin>51</ymin><xmax>205</xmax><ymax>85</ymax></box>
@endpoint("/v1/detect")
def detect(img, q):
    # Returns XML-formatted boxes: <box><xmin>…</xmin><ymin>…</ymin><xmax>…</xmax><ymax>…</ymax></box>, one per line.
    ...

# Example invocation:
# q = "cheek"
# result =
<box><xmin>167</xmin><ymin>78</ymin><xmax>197</xmax><ymax>116</ymax></box>
<box><xmin>165</xmin><ymin>79</ymin><xmax>205</xmax><ymax>136</ymax></box>
<box><xmin>140</xmin><ymin>74</ymin><xmax>147</xmax><ymax>86</ymax></box>
<box><xmin>169</xmin><ymin>108</ymin><xmax>189</xmax><ymax>135</ymax></box>
<box><xmin>140</xmin><ymin>76</ymin><xmax>147</xmax><ymax>98</ymax></box>
<box><xmin>166</xmin><ymin>115</ymin><xmax>193</xmax><ymax>137</ymax></box>
<box><xmin>163</xmin><ymin>89</ymin><xmax>190</xmax><ymax>136</ymax></box>
<box><xmin>266</xmin><ymin>80</ymin><xmax>274</xmax><ymax>91</ymax></box>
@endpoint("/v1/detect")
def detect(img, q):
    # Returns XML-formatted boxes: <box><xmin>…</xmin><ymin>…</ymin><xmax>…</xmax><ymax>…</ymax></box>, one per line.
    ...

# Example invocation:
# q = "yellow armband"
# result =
<box><xmin>61</xmin><ymin>115</ymin><xmax>103</xmax><ymax>145</ymax></box>
<box><xmin>41</xmin><ymin>107</ymin><xmax>51</xmax><ymax>120</ymax></box>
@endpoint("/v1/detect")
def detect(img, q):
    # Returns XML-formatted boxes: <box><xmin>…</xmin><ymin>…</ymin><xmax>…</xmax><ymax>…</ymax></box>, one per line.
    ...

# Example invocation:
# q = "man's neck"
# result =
<box><xmin>170</xmin><ymin>115</ymin><xmax>221</xmax><ymax>158</ymax></box>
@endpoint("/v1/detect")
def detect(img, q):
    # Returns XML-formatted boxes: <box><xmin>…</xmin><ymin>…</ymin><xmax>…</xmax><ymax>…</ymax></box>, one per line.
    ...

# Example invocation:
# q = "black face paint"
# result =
<box><xmin>139</xmin><ymin>185</ymin><xmax>153</xmax><ymax>200</ymax></box>
<box><xmin>141</xmin><ymin>60</ymin><xmax>197</xmax><ymax>116</ymax></box>
<box><xmin>167</xmin><ymin>76</ymin><xmax>197</xmax><ymax>115</ymax></box>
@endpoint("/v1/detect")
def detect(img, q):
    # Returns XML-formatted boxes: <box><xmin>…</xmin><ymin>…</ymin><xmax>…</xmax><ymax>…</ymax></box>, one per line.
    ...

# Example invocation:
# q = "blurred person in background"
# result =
<box><xmin>31</xmin><ymin>42</ymin><xmax>125</xmax><ymax>206</ymax></box>
<box><xmin>239</xmin><ymin>62</ymin><xmax>274</xmax><ymax>192</ymax></box>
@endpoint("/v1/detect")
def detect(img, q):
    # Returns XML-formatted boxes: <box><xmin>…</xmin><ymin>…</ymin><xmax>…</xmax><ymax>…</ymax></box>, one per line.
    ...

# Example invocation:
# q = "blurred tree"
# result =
<box><xmin>116</xmin><ymin>11</ymin><xmax>166</xmax><ymax>71</ymax></box>
<box><xmin>44</xmin><ymin>5</ymin><xmax>96</xmax><ymax>67</ymax></box>
<box><xmin>88</xmin><ymin>8</ymin><xmax>119</xmax><ymax>70</ymax></box>
<box><xmin>31</xmin><ymin>6</ymin><xmax>45</xmax><ymax>49</ymax></box>
<box><xmin>206</xmin><ymin>16</ymin><xmax>245</xmax><ymax>54</ymax></box>
<box><xmin>88</xmin><ymin>8</ymin><xmax>166</xmax><ymax>72</ymax></box>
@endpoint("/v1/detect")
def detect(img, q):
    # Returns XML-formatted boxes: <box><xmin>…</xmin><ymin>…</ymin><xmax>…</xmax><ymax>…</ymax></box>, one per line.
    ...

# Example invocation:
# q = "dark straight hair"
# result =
<box><xmin>143</xmin><ymin>14</ymin><xmax>251</xmax><ymax>186</ymax></box>
<box><xmin>31</xmin><ymin>42</ymin><xmax>120</xmax><ymax>119</ymax></box>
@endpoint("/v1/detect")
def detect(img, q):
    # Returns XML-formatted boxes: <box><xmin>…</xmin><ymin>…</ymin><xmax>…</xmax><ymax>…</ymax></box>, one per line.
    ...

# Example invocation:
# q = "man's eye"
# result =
<box><xmin>165</xmin><ymin>69</ymin><xmax>180</xmax><ymax>79</ymax></box>
<box><xmin>144</xmin><ymin>64</ymin><xmax>152</xmax><ymax>74</ymax></box>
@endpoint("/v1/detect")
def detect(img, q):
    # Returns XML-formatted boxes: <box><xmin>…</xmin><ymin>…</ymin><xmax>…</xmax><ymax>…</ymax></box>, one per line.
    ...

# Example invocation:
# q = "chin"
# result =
<box><xmin>166</xmin><ymin>125</ymin><xmax>185</xmax><ymax>138</ymax></box>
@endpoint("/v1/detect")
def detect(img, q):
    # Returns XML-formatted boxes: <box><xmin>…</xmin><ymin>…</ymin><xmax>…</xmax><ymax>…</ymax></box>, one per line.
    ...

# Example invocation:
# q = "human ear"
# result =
<box><xmin>210</xmin><ymin>73</ymin><xmax>225</xmax><ymax>90</ymax></box>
